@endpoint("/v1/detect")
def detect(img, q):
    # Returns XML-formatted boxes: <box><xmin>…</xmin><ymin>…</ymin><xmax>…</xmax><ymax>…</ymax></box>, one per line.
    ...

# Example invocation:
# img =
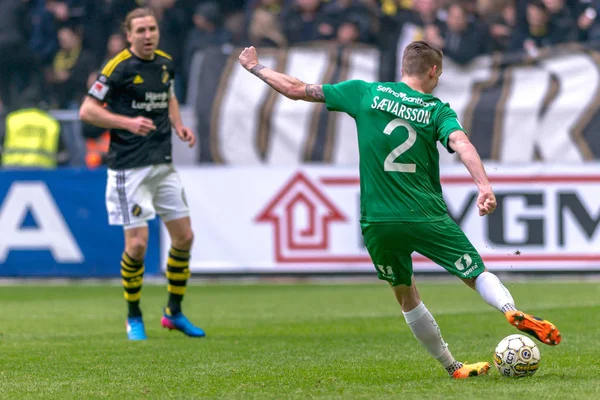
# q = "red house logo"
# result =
<box><xmin>255</xmin><ymin>171</ymin><xmax>347</xmax><ymax>263</ymax></box>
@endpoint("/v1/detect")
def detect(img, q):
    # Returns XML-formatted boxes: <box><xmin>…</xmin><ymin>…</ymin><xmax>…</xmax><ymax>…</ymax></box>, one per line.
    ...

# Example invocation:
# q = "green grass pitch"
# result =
<box><xmin>0</xmin><ymin>280</ymin><xmax>598</xmax><ymax>399</ymax></box>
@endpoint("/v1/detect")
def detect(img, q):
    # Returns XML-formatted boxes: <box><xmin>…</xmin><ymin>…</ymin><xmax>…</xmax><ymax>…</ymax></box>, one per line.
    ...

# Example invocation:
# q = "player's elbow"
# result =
<box><xmin>285</xmin><ymin>83</ymin><xmax>306</xmax><ymax>101</ymax></box>
<box><xmin>78</xmin><ymin>107</ymin><xmax>89</xmax><ymax>123</ymax></box>
<box><xmin>448</xmin><ymin>132</ymin><xmax>472</xmax><ymax>154</ymax></box>
<box><xmin>453</xmin><ymin>140</ymin><xmax>476</xmax><ymax>159</ymax></box>
<box><xmin>79</xmin><ymin>102</ymin><xmax>91</xmax><ymax>123</ymax></box>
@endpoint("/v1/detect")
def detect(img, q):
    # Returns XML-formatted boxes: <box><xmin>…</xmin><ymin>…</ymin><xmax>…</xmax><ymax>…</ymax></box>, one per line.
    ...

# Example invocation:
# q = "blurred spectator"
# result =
<box><xmin>248</xmin><ymin>0</ymin><xmax>287</xmax><ymax>47</ymax></box>
<box><xmin>484</xmin><ymin>0</ymin><xmax>518</xmax><ymax>51</ymax></box>
<box><xmin>576</xmin><ymin>0</ymin><xmax>600</xmax><ymax>41</ymax></box>
<box><xmin>0</xmin><ymin>0</ymin><xmax>35</xmax><ymax>112</ymax></box>
<box><xmin>105</xmin><ymin>0</ymin><xmax>147</xmax><ymax>34</ymax></box>
<box><xmin>509</xmin><ymin>0</ymin><xmax>564</xmax><ymax>55</ymax></box>
<box><xmin>30</xmin><ymin>0</ymin><xmax>68</xmax><ymax>67</ymax></box>
<box><xmin>183</xmin><ymin>3</ymin><xmax>233</xmax><ymax>96</ymax></box>
<box><xmin>323</xmin><ymin>0</ymin><xmax>378</xmax><ymax>44</ymax></box>
<box><xmin>80</xmin><ymin>0</ymin><xmax>114</xmax><ymax>64</ymax></box>
<box><xmin>104</xmin><ymin>32</ymin><xmax>128</xmax><ymax>64</ymax></box>
<box><xmin>336</xmin><ymin>18</ymin><xmax>363</xmax><ymax>44</ymax></box>
<box><xmin>282</xmin><ymin>0</ymin><xmax>336</xmax><ymax>44</ymax></box>
<box><xmin>414</xmin><ymin>0</ymin><xmax>440</xmax><ymax>25</ymax></box>
<box><xmin>0</xmin><ymin>90</ymin><xmax>68</xmax><ymax>168</ymax></box>
<box><xmin>45</xmin><ymin>25</ymin><xmax>96</xmax><ymax>109</ymax></box>
<box><xmin>474</xmin><ymin>0</ymin><xmax>498</xmax><ymax>20</ymax></box>
<box><xmin>380</xmin><ymin>0</ymin><xmax>413</xmax><ymax>17</ymax></box>
<box><xmin>4</xmin><ymin>0</ymin><xmax>599</xmax><ymax>116</ymax></box>
<box><xmin>432</xmin><ymin>2</ymin><xmax>492</xmax><ymax>64</ymax></box>
<box><xmin>543</xmin><ymin>0</ymin><xmax>578</xmax><ymax>42</ymax></box>
<box><xmin>377</xmin><ymin>0</ymin><xmax>443</xmax><ymax>81</ymax></box>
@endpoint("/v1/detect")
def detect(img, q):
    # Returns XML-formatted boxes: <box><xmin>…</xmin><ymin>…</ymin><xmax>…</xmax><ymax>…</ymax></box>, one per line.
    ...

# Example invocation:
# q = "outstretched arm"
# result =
<box><xmin>238</xmin><ymin>46</ymin><xmax>325</xmax><ymax>102</ymax></box>
<box><xmin>448</xmin><ymin>130</ymin><xmax>497</xmax><ymax>216</ymax></box>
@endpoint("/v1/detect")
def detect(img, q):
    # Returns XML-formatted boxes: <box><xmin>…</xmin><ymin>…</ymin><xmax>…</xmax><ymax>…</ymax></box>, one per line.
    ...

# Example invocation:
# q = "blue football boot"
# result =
<box><xmin>126</xmin><ymin>316</ymin><xmax>147</xmax><ymax>340</ymax></box>
<box><xmin>161</xmin><ymin>308</ymin><xmax>205</xmax><ymax>337</ymax></box>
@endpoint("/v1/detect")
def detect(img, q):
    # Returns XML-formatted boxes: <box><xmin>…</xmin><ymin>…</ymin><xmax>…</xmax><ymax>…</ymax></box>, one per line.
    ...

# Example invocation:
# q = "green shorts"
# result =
<box><xmin>361</xmin><ymin>215</ymin><xmax>485</xmax><ymax>286</ymax></box>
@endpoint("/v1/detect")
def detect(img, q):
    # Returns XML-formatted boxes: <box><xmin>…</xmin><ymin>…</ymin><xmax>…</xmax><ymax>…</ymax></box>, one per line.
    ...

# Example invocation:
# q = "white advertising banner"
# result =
<box><xmin>162</xmin><ymin>165</ymin><xmax>600</xmax><ymax>273</ymax></box>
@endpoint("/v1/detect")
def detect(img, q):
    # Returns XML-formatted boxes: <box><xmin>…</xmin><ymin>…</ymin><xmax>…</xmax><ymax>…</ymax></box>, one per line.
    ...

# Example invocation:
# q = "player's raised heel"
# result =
<box><xmin>161</xmin><ymin>309</ymin><xmax>206</xmax><ymax>337</ymax></box>
<box><xmin>126</xmin><ymin>317</ymin><xmax>147</xmax><ymax>340</ymax></box>
<box><xmin>452</xmin><ymin>362</ymin><xmax>491</xmax><ymax>379</ymax></box>
<box><xmin>505</xmin><ymin>311</ymin><xmax>561</xmax><ymax>346</ymax></box>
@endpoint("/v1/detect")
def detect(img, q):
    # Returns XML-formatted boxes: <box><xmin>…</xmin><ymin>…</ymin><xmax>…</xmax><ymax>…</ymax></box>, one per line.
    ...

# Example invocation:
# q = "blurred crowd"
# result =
<box><xmin>1</xmin><ymin>0</ymin><xmax>600</xmax><ymax>169</ymax></box>
<box><xmin>1</xmin><ymin>0</ymin><xmax>600</xmax><ymax>112</ymax></box>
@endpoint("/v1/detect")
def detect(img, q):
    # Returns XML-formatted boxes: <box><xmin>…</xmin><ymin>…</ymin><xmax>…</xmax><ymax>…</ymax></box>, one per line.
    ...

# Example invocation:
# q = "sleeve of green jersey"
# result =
<box><xmin>322</xmin><ymin>80</ymin><xmax>371</xmax><ymax>117</ymax></box>
<box><xmin>436</xmin><ymin>103</ymin><xmax>466</xmax><ymax>154</ymax></box>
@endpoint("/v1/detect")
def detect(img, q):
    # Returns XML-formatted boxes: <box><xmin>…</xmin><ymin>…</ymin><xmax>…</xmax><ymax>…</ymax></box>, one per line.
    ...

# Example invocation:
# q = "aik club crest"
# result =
<box><xmin>131</xmin><ymin>204</ymin><xmax>142</xmax><ymax>217</ymax></box>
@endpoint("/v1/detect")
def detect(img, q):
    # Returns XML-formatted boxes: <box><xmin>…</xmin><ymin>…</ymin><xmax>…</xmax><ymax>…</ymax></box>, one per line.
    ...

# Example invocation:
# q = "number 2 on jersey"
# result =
<box><xmin>383</xmin><ymin>118</ymin><xmax>416</xmax><ymax>173</ymax></box>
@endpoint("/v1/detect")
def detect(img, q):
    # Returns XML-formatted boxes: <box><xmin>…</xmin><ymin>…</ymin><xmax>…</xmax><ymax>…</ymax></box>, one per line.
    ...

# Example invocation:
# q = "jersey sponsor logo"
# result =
<box><xmin>131</xmin><ymin>91</ymin><xmax>169</xmax><ymax>111</ymax></box>
<box><xmin>133</xmin><ymin>75</ymin><xmax>144</xmax><ymax>84</ymax></box>
<box><xmin>89</xmin><ymin>80</ymin><xmax>109</xmax><ymax>100</ymax></box>
<box><xmin>376</xmin><ymin>85</ymin><xmax>437</xmax><ymax>107</ymax></box>
<box><xmin>0</xmin><ymin>182</ymin><xmax>84</xmax><ymax>263</ymax></box>
<box><xmin>453</xmin><ymin>253</ymin><xmax>473</xmax><ymax>271</ymax></box>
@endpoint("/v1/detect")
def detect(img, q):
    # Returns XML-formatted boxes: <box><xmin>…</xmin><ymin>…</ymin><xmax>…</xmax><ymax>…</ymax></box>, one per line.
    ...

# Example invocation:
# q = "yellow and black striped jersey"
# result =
<box><xmin>88</xmin><ymin>48</ymin><xmax>175</xmax><ymax>169</ymax></box>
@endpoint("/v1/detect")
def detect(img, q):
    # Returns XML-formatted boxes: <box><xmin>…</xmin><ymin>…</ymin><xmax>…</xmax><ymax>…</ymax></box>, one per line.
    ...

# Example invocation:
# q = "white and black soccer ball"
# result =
<box><xmin>493</xmin><ymin>334</ymin><xmax>541</xmax><ymax>378</ymax></box>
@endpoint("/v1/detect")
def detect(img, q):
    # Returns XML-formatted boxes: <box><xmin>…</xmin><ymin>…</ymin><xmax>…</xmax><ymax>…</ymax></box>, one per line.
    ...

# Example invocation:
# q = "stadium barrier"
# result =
<box><xmin>160</xmin><ymin>165</ymin><xmax>600</xmax><ymax>274</ymax></box>
<box><xmin>0</xmin><ymin>168</ymin><xmax>160</xmax><ymax>277</ymax></box>
<box><xmin>1</xmin><ymin>164</ymin><xmax>598</xmax><ymax>277</ymax></box>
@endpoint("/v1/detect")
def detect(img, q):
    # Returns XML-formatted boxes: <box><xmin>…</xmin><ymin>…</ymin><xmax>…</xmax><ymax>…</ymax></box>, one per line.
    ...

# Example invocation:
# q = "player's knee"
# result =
<box><xmin>172</xmin><ymin>230</ymin><xmax>194</xmax><ymax>250</ymax></box>
<box><xmin>126</xmin><ymin>237</ymin><xmax>148</xmax><ymax>260</ymax></box>
<box><xmin>461</xmin><ymin>276</ymin><xmax>477</xmax><ymax>290</ymax></box>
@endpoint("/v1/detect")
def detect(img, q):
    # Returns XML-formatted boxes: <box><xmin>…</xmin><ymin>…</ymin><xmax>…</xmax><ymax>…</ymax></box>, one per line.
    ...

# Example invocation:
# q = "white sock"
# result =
<box><xmin>403</xmin><ymin>302</ymin><xmax>456</xmax><ymax>371</ymax></box>
<box><xmin>475</xmin><ymin>271</ymin><xmax>517</xmax><ymax>313</ymax></box>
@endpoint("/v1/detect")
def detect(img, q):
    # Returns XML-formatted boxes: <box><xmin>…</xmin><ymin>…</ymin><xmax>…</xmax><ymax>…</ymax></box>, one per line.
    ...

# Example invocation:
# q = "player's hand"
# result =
<box><xmin>176</xmin><ymin>126</ymin><xmax>196</xmax><ymax>148</ymax></box>
<box><xmin>477</xmin><ymin>189</ymin><xmax>497</xmax><ymax>216</ymax></box>
<box><xmin>239</xmin><ymin>46</ymin><xmax>259</xmax><ymax>70</ymax></box>
<box><xmin>128</xmin><ymin>116</ymin><xmax>156</xmax><ymax>136</ymax></box>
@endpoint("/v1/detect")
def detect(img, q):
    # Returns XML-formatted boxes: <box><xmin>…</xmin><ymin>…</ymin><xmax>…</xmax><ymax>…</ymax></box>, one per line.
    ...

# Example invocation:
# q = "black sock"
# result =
<box><xmin>167</xmin><ymin>295</ymin><xmax>183</xmax><ymax>315</ymax></box>
<box><xmin>166</xmin><ymin>246</ymin><xmax>190</xmax><ymax>315</ymax></box>
<box><xmin>128</xmin><ymin>300</ymin><xmax>142</xmax><ymax>318</ymax></box>
<box><xmin>121</xmin><ymin>252</ymin><xmax>144</xmax><ymax>318</ymax></box>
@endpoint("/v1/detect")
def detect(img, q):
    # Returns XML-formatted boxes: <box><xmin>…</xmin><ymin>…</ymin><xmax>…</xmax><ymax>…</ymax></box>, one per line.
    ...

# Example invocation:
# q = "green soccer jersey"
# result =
<box><xmin>322</xmin><ymin>80</ymin><xmax>465</xmax><ymax>222</ymax></box>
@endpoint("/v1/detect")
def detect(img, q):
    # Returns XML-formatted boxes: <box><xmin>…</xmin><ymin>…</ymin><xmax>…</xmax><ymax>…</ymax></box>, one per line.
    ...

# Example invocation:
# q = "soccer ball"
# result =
<box><xmin>493</xmin><ymin>334</ymin><xmax>541</xmax><ymax>378</ymax></box>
